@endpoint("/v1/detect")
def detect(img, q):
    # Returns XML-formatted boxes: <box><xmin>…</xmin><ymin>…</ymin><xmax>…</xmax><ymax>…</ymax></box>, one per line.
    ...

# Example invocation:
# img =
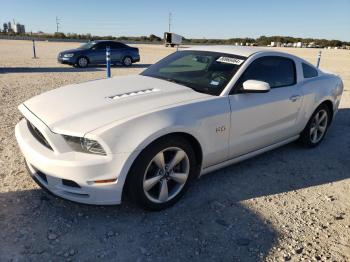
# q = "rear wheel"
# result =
<box><xmin>126</xmin><ymin>136</ymin><xmax>197</xmax><ymax>211</ymax></box>
<box><xmin>122</xmin><ymin>56</ymin><xmax>132</xmax><ymax>67</ymax></box>
<box><xmin>299</xmin><ymin>104</ymin><xmax>330</xmax><ymax>147</ymax></box>
<box><xmin>76</xmin><ymin>56</ymin><xmax>89</xmax><ymax>68</ymax></box>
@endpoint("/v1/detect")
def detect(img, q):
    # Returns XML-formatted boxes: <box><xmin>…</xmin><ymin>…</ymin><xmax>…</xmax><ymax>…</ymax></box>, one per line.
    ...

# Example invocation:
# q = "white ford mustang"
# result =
<box><xmin>15</xmin><ymin>46</ymin><xmax>343</xmax><ymax>210</ymax></box>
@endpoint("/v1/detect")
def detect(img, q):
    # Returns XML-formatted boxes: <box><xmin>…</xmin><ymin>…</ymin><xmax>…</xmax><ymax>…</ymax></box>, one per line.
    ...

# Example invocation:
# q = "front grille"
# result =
<box><xmin>27</xmin><ymin>120</ymin><xmax>53</xmax><ymax>150</ymax></box>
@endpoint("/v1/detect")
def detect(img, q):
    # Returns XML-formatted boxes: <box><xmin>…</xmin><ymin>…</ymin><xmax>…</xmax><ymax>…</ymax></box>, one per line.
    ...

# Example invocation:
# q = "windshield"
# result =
<box><xmin>141</xmin><ymin>50</ymin><xmax>246</xmax><ymax>95</ymax></box>
<box><xmin>78</xmin><ymin>42</ymin><xmax>95</xmax><ymax>49</ymax></box>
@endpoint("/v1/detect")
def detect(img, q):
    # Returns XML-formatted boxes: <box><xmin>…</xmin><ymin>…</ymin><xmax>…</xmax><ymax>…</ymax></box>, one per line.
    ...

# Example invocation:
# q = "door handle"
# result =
<box><xmin>289</xmin><ymin>95</ymin><xmax>301</xmax><ymax>102</ymax></box>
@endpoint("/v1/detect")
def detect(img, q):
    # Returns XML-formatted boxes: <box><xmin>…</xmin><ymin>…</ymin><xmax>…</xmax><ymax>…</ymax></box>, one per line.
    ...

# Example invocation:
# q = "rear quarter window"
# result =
<box><xmin>302</xmin><ymin>63</ymin><xmax>318</xmax><ymax>78</ymax></box>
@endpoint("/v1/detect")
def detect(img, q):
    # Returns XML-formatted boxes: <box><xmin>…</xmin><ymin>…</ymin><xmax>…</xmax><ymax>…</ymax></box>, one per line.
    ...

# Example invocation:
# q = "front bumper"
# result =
<box><xmin>132</xmin><ymin>55</ymin><xmax>140</xmax><ymax>63</ymax></box>
<box><xmin>15</xmin><ymin>117</ymin><xmax>134</xmax><ymax>205</ymax></box>
<box><xmin>57</xmin><ymin>56</ymin><xmax>75</xmax><ymax>65</ymax></box>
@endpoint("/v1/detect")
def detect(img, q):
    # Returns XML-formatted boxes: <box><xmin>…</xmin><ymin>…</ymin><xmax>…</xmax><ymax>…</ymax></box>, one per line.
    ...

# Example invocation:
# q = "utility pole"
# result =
<box><xmin>168</xmin><ymin>12</ymin><xmax>172</xmax><ymax>32</ymax></box>
<box><xmin>55</xmin><ymin>16</ymin><xmax>60</xmax><ymax>32</ymax></box>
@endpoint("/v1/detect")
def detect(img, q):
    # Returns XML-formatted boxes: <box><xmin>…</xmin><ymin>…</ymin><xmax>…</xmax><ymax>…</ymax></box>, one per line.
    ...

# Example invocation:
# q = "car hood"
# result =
<box><xmin>59</xmin><ymin>49</ymin><xmax>82</xmax><ymax>55</ymax></box>
<box><xmin>23</xmin><ymin>75</ymin><xmax>209</xmax><ymax>136</ymax></box>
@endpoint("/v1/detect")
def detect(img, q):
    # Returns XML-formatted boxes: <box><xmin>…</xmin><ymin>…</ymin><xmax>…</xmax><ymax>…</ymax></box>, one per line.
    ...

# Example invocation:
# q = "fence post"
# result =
<box><xmin>32</xmin><ymin>39</ymin><xmax>37</xmax><ymax>59</ymax></box>
<box><xmin>316</xmin><ymin>50</ymin><xmax>322</xmax><ymax>68</ymax></box>
<box><xmin>106</xmin><ymin>46</ymin><xmax>111</xmax><ymax>78</ymax></box>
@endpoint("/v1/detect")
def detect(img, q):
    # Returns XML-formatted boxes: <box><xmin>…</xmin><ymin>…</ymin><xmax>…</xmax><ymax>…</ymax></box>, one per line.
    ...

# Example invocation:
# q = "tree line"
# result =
<box><xmin>0</xmin><ymin>31</ymin><xmax>348</xmax><ymax>47</ymax></box>
<box><xmin>183</xmin><ymin>36</ymin><xmax>348</xmax><ymax>47</ymax></box>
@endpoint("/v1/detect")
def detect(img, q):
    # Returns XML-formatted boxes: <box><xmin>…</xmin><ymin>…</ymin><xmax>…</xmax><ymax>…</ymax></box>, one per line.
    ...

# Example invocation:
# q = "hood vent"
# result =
<box><xmin>108</xmin><ymin>88</ymin><xmax>159</xmax><ymax>100</ymax></box>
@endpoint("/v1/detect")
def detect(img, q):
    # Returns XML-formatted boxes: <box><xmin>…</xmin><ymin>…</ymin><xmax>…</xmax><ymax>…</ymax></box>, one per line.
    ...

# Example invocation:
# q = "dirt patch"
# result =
<box><xmin>1</xmin><ymin>40</ymin><xmax>349</xmax><ymax>261</ymax></box>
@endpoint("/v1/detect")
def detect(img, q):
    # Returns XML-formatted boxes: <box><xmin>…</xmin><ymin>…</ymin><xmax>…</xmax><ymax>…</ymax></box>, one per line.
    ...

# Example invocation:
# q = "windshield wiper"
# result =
<box><xmin>164</xmin><ymin>78</ymin><xmax>209</xmax><ymax>94</ymax></box>
<box><xmin>145</xmin><ymin>75</ymin><xmax>182</xmax><ymax>85</ymax></box>
<box><xmin>148</xmin><ymin>75</ymin><xmax>210</xmax><ymax>94</ymax></box>
<box><xmin>163</xmin><ymin>78</ymin><xmax>183</xmax><ymax>85</ymax></box>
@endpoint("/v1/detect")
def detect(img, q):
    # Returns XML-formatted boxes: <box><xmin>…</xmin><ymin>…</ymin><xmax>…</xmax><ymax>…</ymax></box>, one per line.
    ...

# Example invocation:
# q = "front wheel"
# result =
<box><xmin>76</xmin><ymin>56</ymin><xmax>89</xmax><ymax>68</ymax></box>
<box><xmin>126</xmin><ymin>136</ymin><xmax>197</xmax><ymax>211</ymax></box>
<box><xmin>299</xmin><ymin>104</ymin><xmax>330</xmax><ymax>147</ymax></box>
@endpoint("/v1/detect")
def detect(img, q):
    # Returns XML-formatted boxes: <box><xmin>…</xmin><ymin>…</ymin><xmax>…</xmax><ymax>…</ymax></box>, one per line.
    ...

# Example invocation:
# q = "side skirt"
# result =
<box><xmin>200</xmin><ymin>135</ymin><xmax>299</xmax><ymax>176</ymax></box>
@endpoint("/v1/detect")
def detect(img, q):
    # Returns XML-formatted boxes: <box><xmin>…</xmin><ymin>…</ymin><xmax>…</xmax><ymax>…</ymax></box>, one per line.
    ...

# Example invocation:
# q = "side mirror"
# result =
<box><xmin>242</xmin><ymin>80</ymin><xmax>270</xmax><ymax>93</ymax></box>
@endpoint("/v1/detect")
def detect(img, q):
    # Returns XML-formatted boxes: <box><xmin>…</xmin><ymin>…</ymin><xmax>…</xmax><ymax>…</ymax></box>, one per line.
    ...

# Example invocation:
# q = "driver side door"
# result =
<box><xmin>228</xmin><ymin>56</ymin><xmax>303</xmax><ymax>158</ymax></box>
<box><xmin>89</xmin><ymin>42</ymin><xmax>108</xmax><ymax>64</ymax></box>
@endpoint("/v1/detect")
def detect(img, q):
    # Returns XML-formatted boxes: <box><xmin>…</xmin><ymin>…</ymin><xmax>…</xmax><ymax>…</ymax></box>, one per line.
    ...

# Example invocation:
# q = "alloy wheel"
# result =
<box><xmin>78</xmin><ymin>57</ymin><xmax>88</xmax><ymax>67</ymax></box>
<box><xmin>310</xmin><ymin>109</ymin><xmax>328</xmax><ymax>144</ymax></box>
<box><xmin>123</xmin><ymin>57</ymin><xmax>132</xmax><ymax>66</ymax></box>
<box><xmin>143</xmin><ymin>147</ymin><xmax>190</xmax><ymax>203</ymax></box>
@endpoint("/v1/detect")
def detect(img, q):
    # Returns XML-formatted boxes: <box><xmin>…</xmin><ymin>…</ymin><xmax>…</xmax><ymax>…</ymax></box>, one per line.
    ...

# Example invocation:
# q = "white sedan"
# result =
<box><xmin>15</xmin><ymin>46</ymin><xmax>343</xmax><ymax>210</ymax></box>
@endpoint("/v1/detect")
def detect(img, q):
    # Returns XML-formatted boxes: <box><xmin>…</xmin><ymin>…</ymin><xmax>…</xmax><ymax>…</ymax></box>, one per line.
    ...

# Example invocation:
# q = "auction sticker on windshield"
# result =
<box><xmin>216</xmin><ymin>57</ymin><xmax>244</xmax><ymax>65</ymax></box>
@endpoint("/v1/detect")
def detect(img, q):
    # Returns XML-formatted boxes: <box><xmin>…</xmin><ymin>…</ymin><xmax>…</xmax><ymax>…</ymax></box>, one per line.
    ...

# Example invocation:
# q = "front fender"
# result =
<box><xmin>89</xmin><ymin>96</ymin><xmax>231</xmax><ymax>169</ymax></box>
<box><xmin>90</xmin><ymin>105</ymin><xmax>205</xmax><ymax>155</ymax></box>
<box><xmin>85</xmin><ymin>107</ymin><xmax>206</xmax><ymax>192</ymax></box>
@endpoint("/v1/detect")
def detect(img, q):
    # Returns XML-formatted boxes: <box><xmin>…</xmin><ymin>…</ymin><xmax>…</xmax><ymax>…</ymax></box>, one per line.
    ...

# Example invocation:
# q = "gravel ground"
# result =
<box><xmin>0</xmin><ymin>40</ymin><xmax>349</xmax><ymax>261</ymax></box>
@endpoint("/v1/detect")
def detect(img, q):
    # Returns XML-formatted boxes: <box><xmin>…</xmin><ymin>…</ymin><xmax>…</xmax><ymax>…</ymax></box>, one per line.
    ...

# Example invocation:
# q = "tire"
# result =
<box><xmin>299</xmin><ymin>104</ymin><xmax>330</xmax><ymax>147</ymax></box>
<box><xmin>122</xmin><ymin>56</ymin><xmax>132</xmax><ymax>67</ymax></box>
<box><xmin>76</xmin><ymin>56</ymin><xmax>89</xmax><ymax>68</ymax></box>
<box><xmin>126</xmin><ymin>136</ymin><xmax>198</xmax><ymax>211</ymax></box>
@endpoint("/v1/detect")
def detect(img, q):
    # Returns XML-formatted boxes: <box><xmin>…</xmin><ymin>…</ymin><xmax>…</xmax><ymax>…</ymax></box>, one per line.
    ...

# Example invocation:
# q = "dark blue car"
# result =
<box><xmin>58</xmin><ymin>40</ymin><xmax>140</xmax><ymax>68</ymax></box>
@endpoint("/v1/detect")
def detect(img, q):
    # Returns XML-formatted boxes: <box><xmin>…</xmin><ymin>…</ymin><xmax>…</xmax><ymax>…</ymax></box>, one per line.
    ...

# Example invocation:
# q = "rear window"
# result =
<box><xmin>302</xmin><ymin>63</ymin><xmax>318</xmax><ymax>78</ymax></box>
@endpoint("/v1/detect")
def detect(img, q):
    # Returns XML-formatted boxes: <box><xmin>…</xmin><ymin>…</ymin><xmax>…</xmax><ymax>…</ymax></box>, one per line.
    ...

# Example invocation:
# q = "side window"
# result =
<box><xmin>234</xmin><ymin>56</ymin><xmax>296</xmax><ymax>92</ymax></box>
<box><xmin>110</xmin><ymin>42</ymin><xmax>126</xmax><ymax>49</ymax></box>
<box><xmin>302</xmin><ymin>63</ymin><xmax>318</xmax><ymax>78</ymax></box>
<box><xmin>95</xmin><ymin>42</ymin><xmax>108</xmax><ymax>50</ymax></box>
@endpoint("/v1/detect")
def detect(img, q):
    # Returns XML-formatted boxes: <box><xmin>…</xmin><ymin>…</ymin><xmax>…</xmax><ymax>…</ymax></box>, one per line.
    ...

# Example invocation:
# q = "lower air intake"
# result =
<box><xmin>62</xmin><ymin>179</ymin><xmax>81</xmax><ymax>188</ymax></box>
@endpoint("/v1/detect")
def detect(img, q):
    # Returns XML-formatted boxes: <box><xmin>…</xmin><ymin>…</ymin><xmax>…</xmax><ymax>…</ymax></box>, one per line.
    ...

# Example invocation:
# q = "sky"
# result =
<box><xmin>1</xmin><ymin>0</ymin><xmax>349</xmax><ymax>41</ymax></box>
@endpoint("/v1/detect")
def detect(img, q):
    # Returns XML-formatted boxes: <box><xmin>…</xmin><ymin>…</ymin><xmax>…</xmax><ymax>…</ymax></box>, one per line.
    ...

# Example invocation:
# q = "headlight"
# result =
<box><xmin>63</xmin><ymin>53</ymin><xmax>74</xmax><ymax>58</ymax></box>
<box><xmin>63</xmin><ymin>135</ymin><xmax>106</xmax><ymax>155</ymax></box>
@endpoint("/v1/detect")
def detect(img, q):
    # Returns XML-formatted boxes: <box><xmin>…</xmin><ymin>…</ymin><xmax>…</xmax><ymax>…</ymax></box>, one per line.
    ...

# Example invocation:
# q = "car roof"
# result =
<box><xmin>90</xmin><ymin>40</ymin><xmax>123</xmax><ymax>43</ymax></box>
<box><xmin>186</xmin><ymin>45</ymin><xmax>271</xmax><ymax>57</ymax></box>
